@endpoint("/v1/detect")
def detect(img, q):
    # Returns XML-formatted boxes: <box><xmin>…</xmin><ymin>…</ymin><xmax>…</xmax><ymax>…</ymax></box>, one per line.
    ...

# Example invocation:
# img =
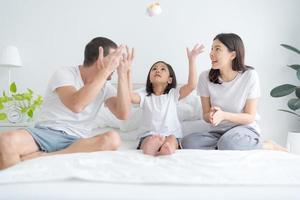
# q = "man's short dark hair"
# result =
<box><xmin>83</xmin><ymin>37</ymin><xmax>118</xmax><ymax>66</ymax></box>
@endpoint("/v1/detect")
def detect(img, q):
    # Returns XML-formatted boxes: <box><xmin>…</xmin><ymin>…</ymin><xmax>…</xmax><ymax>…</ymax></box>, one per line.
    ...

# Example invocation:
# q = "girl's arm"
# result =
<box><xmin>210</xmin><ymin>99</ymin><xmax>257</xmax><ymax>126</ymax></box>
<box><xmin>179</xmin><ymin>44</ymin><xmax>204</xmax><ymax>100</ymax></box>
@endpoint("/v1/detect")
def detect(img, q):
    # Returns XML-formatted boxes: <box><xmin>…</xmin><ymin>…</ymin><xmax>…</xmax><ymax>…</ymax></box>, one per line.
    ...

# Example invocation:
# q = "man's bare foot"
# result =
<box><xmin>142</xmin><ymin>135</ymin><xmax>165</xmax><ymax>156</ymax></box>
<box><xmin>263</xmin><ymin>140</ymin><xmax>287</xmax><ymax>152</ymax></box>
<box><xmin>157</xmin><ymin>142</ymin><xmax>175</xmax><ymax>156</ymax></box>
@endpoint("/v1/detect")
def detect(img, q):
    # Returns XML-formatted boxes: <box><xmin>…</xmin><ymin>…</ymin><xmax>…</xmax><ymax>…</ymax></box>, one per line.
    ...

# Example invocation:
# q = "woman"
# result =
<box><xmin>182</xmin><ymin>33</ymin><xmax>285</xmax><ymax>151</ymax></box>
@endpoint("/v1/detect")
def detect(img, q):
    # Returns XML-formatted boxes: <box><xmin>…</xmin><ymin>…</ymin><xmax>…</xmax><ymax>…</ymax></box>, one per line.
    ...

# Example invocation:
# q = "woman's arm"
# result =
<box><xmin>201</xmin><ymin>96</ymin><xmax>214</xmax><ymax>124</ymax></box>
<box><xmin>179</xmin><ymin>44</ymin><xmax>204</xmax><ymax>100</ymax></box>
<box><xmin>106</xmin><ymin>46</ymin><xmax>134</xmax><ymax>119</ymax></box>
<box><xmin>211</xmin><ymin>99</ymin><xmax>257</xmax><ymax>126</ymax></box>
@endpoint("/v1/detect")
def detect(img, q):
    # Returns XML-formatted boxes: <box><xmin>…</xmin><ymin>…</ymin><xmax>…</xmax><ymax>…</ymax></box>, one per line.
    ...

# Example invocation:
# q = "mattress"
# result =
<box><xmin>0</xmin><ymin>139</ymin><xmax>300</xmax><ymax>200</ymax></box>
<box><xmin>0</xmin><ymin>122</ymin><xmax>300</xmax><ymax>200</ymax></box>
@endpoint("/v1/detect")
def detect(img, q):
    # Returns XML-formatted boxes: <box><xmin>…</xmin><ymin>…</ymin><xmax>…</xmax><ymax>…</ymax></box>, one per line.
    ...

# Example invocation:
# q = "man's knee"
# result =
<box><xmin>0</xmin><ymin>132</ymin><xmax>20</xmax><ymax>153</ymax></box>
<box><xmin>217</xmin><ymin>131</ymin><xmax>261</xmax><ymax>150</ymax></box>
<box><xmin>102</xmin><ymin>131</ymin><xmax>121</xmax><ymax>150</ymax></box>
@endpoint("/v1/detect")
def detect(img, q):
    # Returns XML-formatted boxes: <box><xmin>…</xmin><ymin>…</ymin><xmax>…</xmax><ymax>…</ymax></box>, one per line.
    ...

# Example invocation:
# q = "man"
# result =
<box><xmin>0</xmin><ymin>37</ymin><xmax>134</xmax><ymax>169</ymax></box>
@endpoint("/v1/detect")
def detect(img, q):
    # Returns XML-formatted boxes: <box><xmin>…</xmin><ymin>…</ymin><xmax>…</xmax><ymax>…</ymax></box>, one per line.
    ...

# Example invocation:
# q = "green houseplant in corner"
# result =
<box><xmin>270</xmin><ymin>44</ymin><xmax>300</xmax><ymax>154</ymax></box>
<box><xmin>270</xmin><ymin>44</ymin><xmax>300</xmax><ymax>117</ymax></box>
<box><xmin>0</xmin><ymin>82</ymin><xmax>43</xmax><ymax>123</ymax></box>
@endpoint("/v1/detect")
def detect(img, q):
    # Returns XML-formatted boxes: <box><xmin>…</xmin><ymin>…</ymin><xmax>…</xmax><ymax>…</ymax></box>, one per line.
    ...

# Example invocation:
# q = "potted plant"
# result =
<box><xmin>0</xmin><ymin>82</ymin><xmax>43</xmax><ymax>124</ymax></box>
<box><xmin>270</xmin><ymin>44</ymin><xmax>300</xmax><ymax>153</ymax></box>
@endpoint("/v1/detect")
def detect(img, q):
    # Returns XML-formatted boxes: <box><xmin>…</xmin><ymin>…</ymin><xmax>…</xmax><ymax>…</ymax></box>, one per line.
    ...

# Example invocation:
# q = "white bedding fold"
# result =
<box><xmin>1</xmin><ymin>149</ymin><xmax>300</xmax><ymax>185</ymax></box>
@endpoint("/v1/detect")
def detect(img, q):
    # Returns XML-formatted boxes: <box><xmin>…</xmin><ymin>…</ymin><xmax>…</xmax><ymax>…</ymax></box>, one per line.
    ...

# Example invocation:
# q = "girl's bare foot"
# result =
<box><xmin>142</xmin><ymin>135</ymin><xmax>165</xmax><ymax>156</ymax></box>
<box><xmin>263</xmin><ymin>140</ymin><xmax>287</xmax><ymax>152</ymax></box>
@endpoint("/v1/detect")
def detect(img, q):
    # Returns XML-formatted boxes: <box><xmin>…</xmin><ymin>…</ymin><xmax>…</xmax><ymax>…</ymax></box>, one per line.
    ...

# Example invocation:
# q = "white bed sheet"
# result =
<box><xmin>1</xmin><ymin>181</ymin><xmax>299</xmax><ymax>200</ymax></box>
<box><xmin>1</xmin><ymin>124</ymin><xmax>300</xmax><ymax>200</ymax></box>
<box><xmin>1</xmin><ymin>148</ymin><xmax>300</xmax><ymax>185</ymax></box>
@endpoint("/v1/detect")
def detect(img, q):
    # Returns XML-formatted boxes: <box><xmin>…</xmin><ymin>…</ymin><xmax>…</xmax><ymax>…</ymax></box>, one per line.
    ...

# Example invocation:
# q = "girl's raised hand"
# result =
<box><xmin>186</xmin><ymin>43</ymin><xmax>205</xmax><ymax>61</ymax></box>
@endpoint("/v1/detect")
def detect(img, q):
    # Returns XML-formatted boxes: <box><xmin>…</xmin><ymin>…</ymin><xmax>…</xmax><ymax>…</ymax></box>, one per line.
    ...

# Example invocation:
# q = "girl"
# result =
<box><xmin>129</xmin><ymin>44</ymin><xmax>205</xmax><ymax>156</ymax></box>
<box><xmin>182</xmin><ymin>33</ymin><xmax>286</xmax><ymax>151</ymax></box>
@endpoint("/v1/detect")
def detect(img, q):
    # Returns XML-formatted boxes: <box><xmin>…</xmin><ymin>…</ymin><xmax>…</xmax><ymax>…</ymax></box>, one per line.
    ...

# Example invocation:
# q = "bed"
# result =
<box><xmin>0</xmin><ymin>138</ymin><xmax>299</xmax><ymax>200</ymax></box>
<box><xmin>0</xmin><ymin>89</ymin><xmax>300</xmax><ymax>200</ymax></box>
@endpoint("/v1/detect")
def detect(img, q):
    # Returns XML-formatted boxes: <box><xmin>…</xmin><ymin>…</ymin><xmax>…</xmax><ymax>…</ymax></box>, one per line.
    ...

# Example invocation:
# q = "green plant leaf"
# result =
<box><xmin>281</xmin><ymin>44</ymin><xmax>300</xmax><ymax>55</ymax></box>
<box><xmin>278</xmin><ymin>109</ymin><xmax>300</xmax><ymax>118</ymax></box>
<box><xmin>288</xmin><ymin>64</ymin><xmax>300</xmax><ymax>71</ymax></box>
<box><xmin>0</xmin><ymin>97</ymin><xmax>7</xmax><ymax>103</ymax></box>
<box><xmin>297</xmin><ymin>70</ymin><xmax>300</xmax><ymax>80</ymax></box>
<box><xmin>0</xmin><ymin>102</ymin><xmax>3</xmax><ymax>110</ymax></box>
<box><xmin>27</xmin><ymin>109</ymin><xmax>33</xmax><ymax>118</ymax></box>
<box><xmin>23</xmin><ymin>93</ymin><xmax>32</xmax><ymax>101</ymax></box>
<box><xmin>296</xmin><ymin>88</ymin><xmax>300</xmax><ymax>99</ymax></box>
<box><xmin>27</xmin><ymin>88</ymin><xmax>33</xmax><ymax>94</ymax></box>
<box><xmin>10</xmin><ymin>82</ymin><xmax>17</xmax><ymax>93</ymax></box>
<box><xmin>288</xmin><ymin>98</ymin><xmax>300</xmax><ymax>111</ymax></box>
<box><xmin>0</xmin><ymin>113</ymin><xmax>7</xmax><ymax>120</ymax></box>
<box><xmin>20</xmin><ymin>107</ymin><xmax>27</xmax><ymax>113</ymax></box>
<box><xmin>270</xmin><ymin>84</ymin><xmax>296</xmax><ymax>97</ymax></box>
<box><xmin>12</xmin><ymin>94</ymin><xmax>23</xmax><ymax>101</ymax></box>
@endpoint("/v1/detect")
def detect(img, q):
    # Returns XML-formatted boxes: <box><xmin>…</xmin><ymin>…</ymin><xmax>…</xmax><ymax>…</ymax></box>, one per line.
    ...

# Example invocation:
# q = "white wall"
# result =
<box><xmin>0</xmin><ymin>0</ymin><xmax>299</xmax><ymax>145</ymax></box>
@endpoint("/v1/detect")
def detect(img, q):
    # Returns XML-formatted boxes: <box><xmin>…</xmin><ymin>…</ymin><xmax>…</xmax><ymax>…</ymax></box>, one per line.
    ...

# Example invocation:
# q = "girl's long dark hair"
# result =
<box><xmin>146</xmin><ymin>61</ymin><xmax>177</xmax><ymax>96</ymax></box>
<box><xmin>209</xmin><ymin>33</ymin><xmax>253</xmax><ymax>84</ymax></box>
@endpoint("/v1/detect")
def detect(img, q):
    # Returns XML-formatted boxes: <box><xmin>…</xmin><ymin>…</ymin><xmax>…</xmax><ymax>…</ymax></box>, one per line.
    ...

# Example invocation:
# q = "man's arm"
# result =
<box><xmin>106</xmin><ymin>46</ymin><xmax>134</xmax><ymax>120</ymax></box>
<box><xmin>56</xmin><ymin>71</ymin><xmax>110</xmax><ymax>113</ymax></box>
<box><xmin>56</xmin><ymin>46</ymin><xmax>123</xmax><ymax>113</ymax></box>
<box><xmin>127</xmin><ymin>58</ymin><xmax>141</xmax><ymax>104</ymax></box>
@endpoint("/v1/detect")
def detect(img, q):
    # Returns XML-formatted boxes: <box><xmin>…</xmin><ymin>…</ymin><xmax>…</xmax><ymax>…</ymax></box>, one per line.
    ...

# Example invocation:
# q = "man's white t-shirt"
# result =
<box><xmin>36</xmin><ymin>66</ymin><xmax>116</xmax><ymax>138</ymax></box>
<box><xmin>197</xmin><ymin>69</ymin><xmax>261</xmax><ymax>132</ymax></box>
<box><xmin>138</xmin><ymin>88</ymin><xmax>183</xmax><ymax>138</ymax></box>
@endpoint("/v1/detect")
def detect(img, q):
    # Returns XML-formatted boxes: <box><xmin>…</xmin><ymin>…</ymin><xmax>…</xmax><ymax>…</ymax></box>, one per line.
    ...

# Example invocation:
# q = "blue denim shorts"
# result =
<box><xmin>25</xmin><ymin>125</ymin><xmax>80</xmax><ymax>153</ymax></box>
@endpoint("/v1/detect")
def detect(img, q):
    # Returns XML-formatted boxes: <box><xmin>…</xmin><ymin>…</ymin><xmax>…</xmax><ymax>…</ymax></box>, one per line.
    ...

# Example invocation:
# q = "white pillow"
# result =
<box><xmin>177</xmin><ymin>91</ymin><xmax>202</xmax><ymax>121</ymax></box>
<box><xmin>95</xmin><ymin>105</ymin><xmax>141</xmax><ymax>131</ymax></box>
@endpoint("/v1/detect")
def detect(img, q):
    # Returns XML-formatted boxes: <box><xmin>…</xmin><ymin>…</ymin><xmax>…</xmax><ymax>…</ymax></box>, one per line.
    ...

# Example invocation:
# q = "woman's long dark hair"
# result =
<box><xmin>209</xmin><ymin>33</ymin><xmax>253</xmax><ymax>84</ymax></box>
<box><xmin>146</xmin><ymin>61</ymin><xmax>177</xmax><ymax>96</ymax></box>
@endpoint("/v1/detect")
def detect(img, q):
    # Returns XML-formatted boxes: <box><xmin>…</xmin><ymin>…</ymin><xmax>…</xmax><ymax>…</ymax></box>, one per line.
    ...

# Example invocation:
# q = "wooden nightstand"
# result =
<box><xmin>0</xmin><ymin>122</ymin><xmax>34</xmax><ymax>132</ymax></box>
